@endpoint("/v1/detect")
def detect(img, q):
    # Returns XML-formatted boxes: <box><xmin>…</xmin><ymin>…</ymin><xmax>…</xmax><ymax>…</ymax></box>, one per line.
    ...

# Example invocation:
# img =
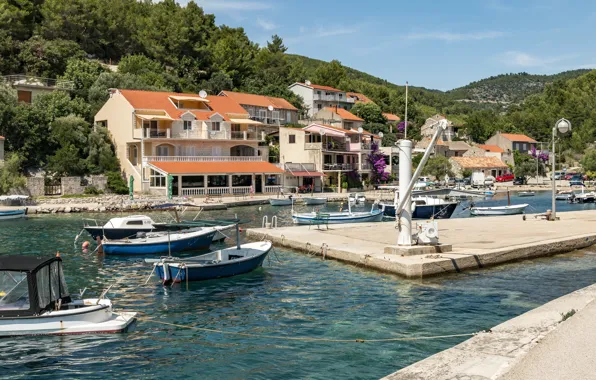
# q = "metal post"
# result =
<box><xmin>552</xmin><ymin>126</ymin><xmax>556</xmax><ymax>221</ymax></box>
<box><xmin>397</xmin><ymin>140</ymin><xmax>412</xmax><ymax>246</ymax></box>
<box><xmin>404</xmin><ymin>81</ymin><xmax>408</xmax><ymax>140</ymax></box>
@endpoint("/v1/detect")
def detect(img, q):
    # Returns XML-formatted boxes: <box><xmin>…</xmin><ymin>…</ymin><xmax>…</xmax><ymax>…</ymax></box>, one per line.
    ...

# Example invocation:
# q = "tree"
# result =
<box><xmin>45</xmin><ymin>115</ymin><xmax>90</xmax><ymax>176</ymax></box>
<box><xmin>514</xmin><ymin>159</ymin><xmax>545</xmax><ymax>181</ymax></box>
<box><xmin>19</xmin><ymin>36</ymin><xmax>85</xmax><ymax>77</ymax></box>
<box><xmin>202</xmin><ymin>71</ymin><xmax>233</xmax><ymax>94</ymax></box>
<box><xmin>60</xmin><ymin>58</ymin><xmax>108</xmax><ymax>99</ymax></box>
<box><xmin>367</xmin><ymin>142</ymin><xmax>389</xmax><ymax>184</ymax></box>
<box><xmin>118</xmin><ymin>54</ymin><xmax>176</xmax><ymax>89</ymax></box>
<box><xmin>0</xmin><ymin>153</ymin><xmax>27</xmax><ymax>194</ymax></box>
<box><xmin>210</xmin><ymin>26</ymin><xmax>257</xmax><ymax>88</ymax></box>
<box><xmin>349</xmin><ymin>102</ymin><xmax>387</xmax><ymax>124</ymax></box>
<box><xmin>422</xmin><ymin>156</ymin><xmax>453</xmax><ymax>180</ymax></box>
<box><xmin>312</xmin><ymin>60</ymin><xmax>346</xmax><ymax>89</ymax></box>
<box><xmin>581</xmin><ymin>149</ymin><xmax>596</xmax><ymax>172</ymax></box>
<box><xmin>86</xmin><ymin>126</ymin><xmax>120</xmax><ymax>174</ymax></box>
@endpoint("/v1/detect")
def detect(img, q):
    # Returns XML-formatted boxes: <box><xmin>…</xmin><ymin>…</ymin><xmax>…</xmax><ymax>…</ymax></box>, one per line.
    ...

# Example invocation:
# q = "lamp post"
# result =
<box><xmin>551</xmin><ymin>118</ymin><xmax>571</xmax><ymax>221</ymax></box>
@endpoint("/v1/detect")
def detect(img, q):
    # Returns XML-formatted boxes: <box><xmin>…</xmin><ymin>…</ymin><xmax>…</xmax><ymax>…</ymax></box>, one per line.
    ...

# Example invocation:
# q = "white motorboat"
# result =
<box><xmin>0</xmin><ymin>255</ymin><xmax>136</xmax><ymax>336</ymax></box>
<box><xmin>269</xmin><ymin>195</ymin><xmax>294</xmax><ymax>206</ymax></box>
<box><xmin>518</xmin><ymin>191</ymin><xmax>535</xmax><ymax>197</ymax></box>
<box><xmin>356</xmin><ymin>193</ymin><xmax>366</xmax><ymax>204</ymax></box>
<box><xmin>303</xmin><ymin>197</ymin><xmax>327</xmax><ymax>206</ymax></box>
<box><xmin>555</xmin><ymin>191</ymin><xmax>573</xmax><ymax>201</ymax></box>
<box><xmin>470</xmin><ymin>203</ymin><xmax>529</xmax><ymax>216</ymax></box>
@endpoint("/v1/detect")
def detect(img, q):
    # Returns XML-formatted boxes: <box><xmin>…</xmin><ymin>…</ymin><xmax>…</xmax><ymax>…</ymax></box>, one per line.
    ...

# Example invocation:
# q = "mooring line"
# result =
<box><xmin>124</xmin><ymin>314</ymin><xmax>485</xmax><ymax>343</ymax></box>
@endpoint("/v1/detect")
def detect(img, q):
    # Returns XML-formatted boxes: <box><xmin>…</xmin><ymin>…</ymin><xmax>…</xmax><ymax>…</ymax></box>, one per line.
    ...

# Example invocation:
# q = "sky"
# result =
<box><xmin>192</xmin><ymin>0</ymin><xmax>596</xmax><ymax>91</ymax></box>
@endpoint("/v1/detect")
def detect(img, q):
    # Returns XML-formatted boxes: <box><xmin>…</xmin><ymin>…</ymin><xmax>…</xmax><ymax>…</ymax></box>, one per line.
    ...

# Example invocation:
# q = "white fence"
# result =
<box><xmin>181</xmin><ymin>187</ymin><xmax>206</xmax><ymax>196</ymax></box>
<box><xmin>207</xmin><ymin>187</ymin><xmax>230</xmax><ymax>195</ymax></box>
<box><xmin>232</xmin><ymin>186</ymin><xmax>251</xmax><ymax>194</ymax></box>
<box><xmin>144</xmin><ymin>156</ymin><xmax>264</xmax><ymax>162</ymax></box>
<box><xmin>264</xmin><ymin>185</ymin><xmax>281</xmax><ymax>193</ymax></box>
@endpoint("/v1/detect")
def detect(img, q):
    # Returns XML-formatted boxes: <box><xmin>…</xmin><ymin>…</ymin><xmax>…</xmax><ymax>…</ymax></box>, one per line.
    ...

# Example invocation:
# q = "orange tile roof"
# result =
<box><xmin>324</xmin><ymin>107</ymin><xmax>364</xmax><ymax>122</ymax></box>
<box><xmin>220</xmin><ymin>91</ymin><xmax>297</xmax><ymax>111</ymax></box>
<box><xmin>149</xmin><ymin>161</ymin><xmax>284</xmax><ymax>175</ymax></box>
<box><xmin>297</xmin><ymin>82</ymin><xmax>342</xmax><ymax>92</ymax></box>
<box><xmin>304</xmin><ymin>123</ymin><xmax>379</xmax><ymax>138</ymax></box>
<box><xmin>477</xmin><ymin>144</ymin><xmax>504</xmax><ymax>153</ymax></box>
<box><xmin>451</xmin><ymin>156</ymin><xmax>508</xmax><ymax>169</ymax></box>
<box><xmin>0</xmin><ymin>136</ymin><xmax>4</xmax><ymax>140</ymax></box>
<box><xmin>347</xmin><ymin>92</ymin><xmax>374</xmax><ymax>104</ymax></box>
<box><xmin>118</xmin><ymin>89</ymin><xmax>249</xmax><ymax>121</ymax></box>
<box><xmin>499</xmin><ymin>133</ymin><xmax>537</xmax><ymax>143</ymax></box>
<box><xmin>382</xmin><ymin>113</ymin><xmax>401</xmax><ymax>121</ymax></box>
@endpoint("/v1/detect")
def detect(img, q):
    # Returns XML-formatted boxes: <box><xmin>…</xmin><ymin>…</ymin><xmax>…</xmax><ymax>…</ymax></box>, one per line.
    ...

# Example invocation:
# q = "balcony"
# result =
<box><xmin>143</xmin><ymin>156</ymin><xmax>265</xmax><ymax>163</ymax></box>
<box><xmin>3</xmin><ymin>74</ymin><xmax>74</xmax><ymax>90</ymax></box>
<box><xmin>323</xmin><ymin>163</ymin><xmax>358</xmax><ymax>171</ymax></box>
<box><xmin>136</xmin><ymin>128</ymin><xmax>265</xmax><ymax>141</ymax></box>
<box><xmin>285</xmin><ymin>163</ymin><xmax>316</xmax><ymax>171</ymax></box>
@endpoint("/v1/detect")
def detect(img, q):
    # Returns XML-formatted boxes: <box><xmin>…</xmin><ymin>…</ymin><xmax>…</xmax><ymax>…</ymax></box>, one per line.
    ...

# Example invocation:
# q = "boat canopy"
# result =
<box><xmin>0</xmin><ymin>256</ymin><xmax>71</xmax><ymax>317</ymax></box>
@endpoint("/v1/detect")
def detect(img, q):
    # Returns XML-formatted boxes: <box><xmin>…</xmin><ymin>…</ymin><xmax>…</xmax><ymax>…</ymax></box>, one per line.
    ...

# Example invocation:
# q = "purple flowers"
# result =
<box><xmin>529</xmin><ymin>145</ymin><xmax>549</xmax><ymax>163</ymax></box>
<box><xmin>367</xmin><ymin>142</ymin><xmax>390</xmax><ymax>183</ymax></box>
<box><xmin>397</xmin><ymin>121</ymin><xmax>406</xmax><ymax>133</ymax></box>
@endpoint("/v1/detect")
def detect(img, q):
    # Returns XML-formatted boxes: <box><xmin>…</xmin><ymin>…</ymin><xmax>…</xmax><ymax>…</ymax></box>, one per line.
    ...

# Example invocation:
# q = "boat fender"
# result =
<box><xmin>82</xmin><ymin>241</ymin><xmax>90</xmax><ymax>249</ymax></box>
<box><xmin>162</xmin><ymin>262</ymin><xmax>170</xmax><ymax>284</ymax></box>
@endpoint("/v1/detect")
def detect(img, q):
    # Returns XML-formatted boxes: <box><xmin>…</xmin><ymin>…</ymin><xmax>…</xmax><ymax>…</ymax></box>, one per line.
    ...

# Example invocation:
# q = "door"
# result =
<box><xmin>150</xmin><ymin>120</ymin><xmax>158</xmax><ymax>137</ymax></box>
<box><xmin>156</xmin><ymin>145</ymin><xmax>170</xmax><ymax>157</ymax></box>
<box><xmin>17</xmin><ymin>90</ymin><xmax>32</xmax><ymax>103</ymax></box>
<box><xmin>212</xmin><ymin>146</ymin><xmax>222</xmax><ymax>156</ymax></box>
<box><xmin>255</xmin><ymin>175</ymin><xmax>262</xmax><ymax>193</ymax></box>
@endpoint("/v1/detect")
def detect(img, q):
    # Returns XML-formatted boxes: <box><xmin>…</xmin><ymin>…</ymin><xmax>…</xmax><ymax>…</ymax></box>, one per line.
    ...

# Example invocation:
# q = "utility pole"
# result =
<box><xmin>404</xmin><ymin>81</ymin><xmax>409</xmax><ymax>139</ymax></box>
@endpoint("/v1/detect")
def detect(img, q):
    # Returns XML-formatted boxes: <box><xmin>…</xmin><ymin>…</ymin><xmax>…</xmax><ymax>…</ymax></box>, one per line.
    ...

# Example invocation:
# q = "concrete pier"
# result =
<box><xmin>246</xmin><ymin>210</ymin><xmax>596</xmax><ymax>278</ymax></box>
<box><xmin>383</xmin><ymin>282</ymin><xmax>596</xmax><ymax>380</ymax></box>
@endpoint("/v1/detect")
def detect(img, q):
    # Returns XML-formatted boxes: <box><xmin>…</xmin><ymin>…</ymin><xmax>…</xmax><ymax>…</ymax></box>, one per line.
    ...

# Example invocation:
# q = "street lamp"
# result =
<box><xmin>551</xmin><ymin>118</ymin><xmax>571</xmax><ymax>221</ymax></box>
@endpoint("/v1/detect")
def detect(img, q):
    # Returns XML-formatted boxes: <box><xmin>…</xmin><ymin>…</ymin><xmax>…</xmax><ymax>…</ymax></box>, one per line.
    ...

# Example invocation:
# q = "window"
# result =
<box><xmin>96</xmin><ymin>120</ymin><xmax>108</xmax><ymax>128</ymax></box>
<box><xmin>126</xmin><ymin>220</ymin><xmax>144</xmax><ymax>225</ymax></box>
<box><xmin>183</xmin><ymin>120</ymin><xmax>192</xmax><ymax>130</ymax></box>
<box><xmin>339</xmin><ymin>93</ymin><xmax>343</xmax><ymax>99</ymax></box>
<box><xmin>211</xmin><ymin>121</ymin><xmax>221</xmax><ymax>131</ymax></box>
<box><xmin>289</xmin><ymin>134</ymin><xmax>296</xmax><ymax>144</ymax></box>
<box><xmin>17</xmin><ymin>90</ymin><xmax>32</xmax><ymax>103</ymax></box>
<box><xmin>522</xmin><ymin>143</ymin><xmax>527</xmax><ymax>150</ymax></box>
<box><xmin>272</xmin><ymin>110</ymin><xmax>280</xmax><ymax>120</ymax></box>
<box><xmin>258</xmin><ymin>109</ymin><xmax>267</xmax><ymax>120</ymax></box>
<box><xmin>150</xmin><ymin>169</ymin><xmax>166</xmax><ymax>187</ymax></box>
<box><xmin>286</xmin><ymin>111</ymin><xmax>292</xmax><ymax>122</ymax></box>
<box><xmin>317</xmin><ymin>91</ymin><xmax>321</xmax><ymax>96</ymax></box>
<box><xmin>0</xmin><ymin>271</ymin><xmax>30</xmax><ymax>310</ymax></box>
<box><xmin>156</xmin><ymin>145</ymin><xmax>170</xmax><ymax>156</ymax></box>
<box><xmin>317</xmin><ymin>104</ymin><xmax>322</xmax><ymax>110</ymax></box>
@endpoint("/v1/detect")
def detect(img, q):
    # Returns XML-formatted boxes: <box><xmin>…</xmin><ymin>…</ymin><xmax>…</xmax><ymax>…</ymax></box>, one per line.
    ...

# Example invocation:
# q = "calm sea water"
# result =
<box><xmin>1</xmin><ymin>202</ymin><xmax>596</xmax><ymax>379</ymax></box>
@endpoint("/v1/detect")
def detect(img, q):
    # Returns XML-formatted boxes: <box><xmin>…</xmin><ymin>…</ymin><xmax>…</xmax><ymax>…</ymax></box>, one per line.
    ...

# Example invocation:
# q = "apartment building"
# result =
<box><xmin>218</xmin><ymin>90</ymin><xmax>299</xmax><ymax>129</ymax></box>
<box><xmin>311</xmin><ymin>107</ymin><xmax>364</xmax><ymax>131</ymax></box>
<box><xmin>2</xmin><ymin>75</ymin><xmax>74</xmax><ymax>104</ymax></box>
<box><xmin>95</xmin><ymin>89</ymin><xmax>283</xmax><ymax>196</ymax></box>
<box><xmin>288</xmin><ymin>81</ymin><xmax>354</xmax><ymax>116</ymax></box>
<box><xmin>278</xmin><ymin>124</ymin><xmax>380</xmax><ymax>192</ymax></box>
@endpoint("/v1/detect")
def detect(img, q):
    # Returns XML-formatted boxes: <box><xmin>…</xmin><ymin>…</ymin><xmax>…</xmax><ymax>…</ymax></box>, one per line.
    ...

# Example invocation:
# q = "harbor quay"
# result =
<box><xmin>246</xmin><ymin>210</ymin><xmax>596</xmax><ymax>278</ymax></box>
<box><xmin>384</xmin><ymin>282</ymin><xmax>596</xmax><ymax>380</ymax></box>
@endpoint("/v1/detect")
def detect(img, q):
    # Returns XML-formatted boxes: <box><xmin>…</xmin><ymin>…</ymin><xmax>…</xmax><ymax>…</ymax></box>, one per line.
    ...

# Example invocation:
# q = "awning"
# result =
<box><xmin>169</xmin><ymin>95</ymin><xmax>210</xmax><ymax>103</ymax></box>
<box><xmin>137</xmin><ymin>114</ymin><xmax>174</xmax><ymax>121</ymax></box>
<box><xmin>148</xmin><ymin>161</ymin><xmax>284</xmax><ymax>175</ymax></box>
<box><xmin>229</xmin><ymin>118</ymin><xmax>263</xmax><ymax>125</ymax></box>
<box><xmin>286</xmin><ymin>171</ymin><xmax>325</xmax><ymax>177</ymax></box>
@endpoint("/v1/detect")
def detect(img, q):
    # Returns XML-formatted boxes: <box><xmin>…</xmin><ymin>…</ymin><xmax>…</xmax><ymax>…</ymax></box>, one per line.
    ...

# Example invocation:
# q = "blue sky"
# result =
<box><xmin>193</xmin><ymin>0</ymin><xmax>596</xmax><ymax>91</ymax></box>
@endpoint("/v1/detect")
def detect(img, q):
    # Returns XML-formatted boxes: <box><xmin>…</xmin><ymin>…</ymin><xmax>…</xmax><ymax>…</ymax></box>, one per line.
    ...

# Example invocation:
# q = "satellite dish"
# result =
<box><xmin>267</xmin><ymin>105</ymin><xmax>274</xmax><ymax>111</ymax></box>
<box><xmin>199</xmin><ymin>90</ymin><xmax>208</xmax><ymax>99</ymax></box>
<box><xmin>305</xmin><ymin>80</ymin><xmax>311</xmax><ymax>86</ymax></box>
<box><xmin>378</xmin><ymin>132</ymin><xmax>384</xmax><ymax>138</ymax></box>
<box><xmin>358</xmin><ymin>127</ymin><xmax>363</xmax><ymax>134</ymax></box>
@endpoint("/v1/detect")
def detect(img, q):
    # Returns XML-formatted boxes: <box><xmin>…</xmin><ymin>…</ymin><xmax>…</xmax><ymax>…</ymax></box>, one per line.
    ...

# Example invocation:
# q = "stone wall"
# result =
<box><xmin>26</xmin><ymin>177</ymin><xmax>44</xmax><ymax>197</ymax></box>
<box><xmin>61</xmin><ymin>176</ymin><xmax>85</xmax><ymax>195</ymax></box>
<box><xmin>90</xmin><ymin>175</ymin><xmax>107</xmax><ymax>191</ymax></box>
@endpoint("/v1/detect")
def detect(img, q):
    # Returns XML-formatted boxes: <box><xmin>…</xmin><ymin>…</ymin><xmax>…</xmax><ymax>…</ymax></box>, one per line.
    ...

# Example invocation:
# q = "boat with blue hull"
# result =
<box><xmin>292</xmin><ymin>209</ymin><xmax>384</xmax><ymax>224</ymax></box>
<box><xmin>148</xmin><ymin>241</ymin><xmax>272</xmax><ymax>283</ymax></box>
<box><xmin>0</xmin><ymin>209</ymin><xmax>26</xmax><ymax>221</ymax></box>
<box><xmin>101</xmin><ymin>228</ymin><xmax>217</xmax><ymax>255</ymax></box>
<box><xmin>378</xmin><ymin>197</ymin><xmax>458</xmax><ymax>219</ymax></box>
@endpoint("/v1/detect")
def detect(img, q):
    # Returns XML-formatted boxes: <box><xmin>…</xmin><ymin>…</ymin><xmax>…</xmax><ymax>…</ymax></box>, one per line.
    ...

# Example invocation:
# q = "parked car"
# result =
<box><xmin>569</xmin><ymin>175</ymin><xmax>585</xmax><ymax>186</ymax></box>
<box><xmin>513</xmin><ymin>177</ymin><xmax>526</xmax><ymax>185</ymax></box>
<box><xmin>564</xmin><ymin>172</ymin><xmax>577</xmax><ymax>181</ymax></box>
<box><xmin>496</xmin><ymin>173</ymin><xmax>515</xmax><ymax>182</ymax></box>
<box><xmin>463</xmin><ymin>177</ymin><xmax>471</xmax><ymax>186</ymax></box>
<box><xmin>447</xmin><ymin>178</ymin><xmax>456</xmax><ymax>187</ymax></box>
<box><xmin>484</xmin><ymin>175</ymin><xmax>495</xmax><ymax>187</ymax></box>
<box><xmin>552</xmin><ymin>171</ymin><xmax>564</xmax><ymax>180</ymax></box>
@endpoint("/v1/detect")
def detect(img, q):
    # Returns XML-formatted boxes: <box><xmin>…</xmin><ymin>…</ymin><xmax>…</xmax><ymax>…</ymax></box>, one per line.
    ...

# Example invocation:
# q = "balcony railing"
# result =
<box><xmin>285</xmin><ymin>163</ymin><xmax>316</xmax><ymax>172</ymax></box>
<box><xmin>144</xmin><ymin>156</ymin><xmax>264</xmax><ymax>162</ymax></box>
<box><xmin>137</xmin><ymin>128</ymin><xmax>265</xmax><ymax>141</ymax></box>
<box><xmin>3</xmin><ymin>74</ymin><xmax>74</xmax><ymax>90</ymax></box>
<box><xmin>323</xmin><ymin>163</ymin><xmax>358</xmax><ymax>171</ymax></box>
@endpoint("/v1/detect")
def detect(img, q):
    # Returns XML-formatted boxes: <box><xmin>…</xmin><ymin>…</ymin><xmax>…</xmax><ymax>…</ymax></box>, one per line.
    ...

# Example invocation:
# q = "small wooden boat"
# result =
<box><xmin>303</xmin><ymin>197</ymin><xmax>327</xmax><ymax>205</ymax></box>
<box><xmin>269</xmin><ymin>195</ymin><xmax>294</xmax><ymax>206</ymax></box>
<box><xmin>0</xmin><ymin>209</ymin><xmax>26</xmax><ymax>221</ymax></box>
<box><xmin>148</xmin><ymin>241</ymin><xmax>273</xmax><ymax>284</ymax></box>
<box><xmin>101</xmin><ymin>228</ymin><xmax>217</xmax><ymax>255</ymax></box>
<box><xmin>470</xmin><ymin>203</ymin><xmax>529</xmax><ymax>216</ymax></box>
<box><xmin>0</xmin><ymin>255</ymin><xmax>136</xmax><ymax>336</ymax></box>
<box><xmin>518</xmin><ymin>191</ymin><xmax>535</xmax><ymax>197</ymax></box>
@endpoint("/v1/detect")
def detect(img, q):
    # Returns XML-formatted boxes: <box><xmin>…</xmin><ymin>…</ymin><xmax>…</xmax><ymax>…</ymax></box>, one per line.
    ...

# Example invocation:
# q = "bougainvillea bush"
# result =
<box><xmin>367</xmin><ymin>142</ymin><xmax>390</xmax><ymax>184</ymax></box>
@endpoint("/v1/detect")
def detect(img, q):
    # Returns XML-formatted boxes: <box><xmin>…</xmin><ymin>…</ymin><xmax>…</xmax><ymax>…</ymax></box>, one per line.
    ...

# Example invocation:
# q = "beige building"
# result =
<box><xmin>485</xmin><ymin>132</ymin><xmax>537</xmax><ymax>158</ymax></box>
<box><xmin>3</xmin><ymin>75</ymin><xmax>74</xmax><ymax>103</ymax></box>
<box><xmin>94</xmin><ymin>89</ymin><xmax>283</xmax><ymax>196</ymax></box>
<box><xmin>311</xmin><ymin>107</ymin><xmax>364</xmax><ymax>131</ymax></box>
<box><xmin>279</xmin><ymin>123</ymin><xmax>380</xmax><ymax>192</ymax></box>
<box><xmin>450</xmin><ymin>156</ymin><xmax>508</xmax><ymax>178</ymax></box>
<box><xmin>288</xmin><ymin>82</ymin><xmax>354</xmax><ymax>116</ymax></box>
<box><xmin>421</xmin><ymin>114</ymin><xmax>456</xmax><ymax>142</ymax></box>
<box><xmin>218</xmin><ymin>90</ymin><xmax>299</xmax><ymax>127</ymax></box>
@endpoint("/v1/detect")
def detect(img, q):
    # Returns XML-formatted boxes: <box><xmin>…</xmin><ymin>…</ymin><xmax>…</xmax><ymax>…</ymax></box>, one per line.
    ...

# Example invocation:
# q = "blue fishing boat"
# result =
<box><xmin>292</xmin><ymin>209</ymin><xmax>384</xmax><ymax>224</ymax></box>
<box><xmin>0</xmin><ymin>209</ymin><xmax>26</xmax><ymax>221</ymax></box>
<box><xmin>101</xmin><ymin>228</ymin><xmax>217</xmax><ymax>255</ymax></box>
<box><xmin>149</xmin><ymin>241</ymin><xmax>272</xmax><ymax>283</ymax></box>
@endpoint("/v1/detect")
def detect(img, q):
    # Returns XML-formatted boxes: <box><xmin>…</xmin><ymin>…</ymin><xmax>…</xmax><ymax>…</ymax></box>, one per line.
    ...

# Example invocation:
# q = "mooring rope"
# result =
<box><xmin>124</xmin><ymin>313</ymin><xmax>485</xmax><ymax>343</ymax></box>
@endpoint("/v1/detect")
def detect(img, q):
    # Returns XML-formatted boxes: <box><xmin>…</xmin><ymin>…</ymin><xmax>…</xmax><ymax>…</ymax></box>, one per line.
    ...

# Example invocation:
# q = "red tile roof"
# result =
<box><xmin>324</xmin><ymin>107</ymin><xmax>364</xmax><ymax>122</ymax></box>
<box><xmin>118</xmin><ymin>89</ymin><xmax>249</xmax><ymax>121</ymax></box>
<box><xmin>451</xmin><ymin>156</ymin><xmax>508</xmax><ymax>169</ymax></box>
<box><xmin>499</xmin><ymin>133</ymin><xmax>537</xmax><ymax>143</ymax></box>
<box><xmin>149</xmin><ymin>161</ymin><xmax>284</xmax><ymax>175</ymax></box>
<box><xmin>0</xmin><ymin>136</ymin><xmax>4</xmax><ymax>140</ymax></box>
<box><xmin>477</xmin><ymin>144</ymin><xmax>504</xmax><ymax>153</ymax></box>
<box><xmin>220</xmin><ymin>91</ymin><xmax>297</xmax><ymax>111</ymax></box>
<box><xmin>347</xmin><ymin>92</ymin><xmax>374</xmax><ymax>104</ymax></box>
<box><xmin>296</xmin><ymin>82</ymin><xmax>342</xmax><ymax>92</ymax></box>
<box><xmin>382</xmin><ymin>113</ymin><xmax>401</xmax><ymax>121</ymax></box>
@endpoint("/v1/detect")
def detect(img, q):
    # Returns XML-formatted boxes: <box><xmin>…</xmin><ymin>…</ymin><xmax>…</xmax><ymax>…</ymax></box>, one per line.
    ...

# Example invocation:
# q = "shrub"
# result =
<box><xmin>83</xmin><ymin>185</ymin><xmax>103</xmax><ymax>195</ymax></box>
<box><xmin>107</xmin><ymin>171</ymin><xmax>129</xmax><ymax>194</ymax></box>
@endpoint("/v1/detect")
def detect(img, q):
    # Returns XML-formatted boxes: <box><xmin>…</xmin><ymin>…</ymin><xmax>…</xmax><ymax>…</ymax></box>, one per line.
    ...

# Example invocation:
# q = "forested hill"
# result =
<box><xmin>446</xmin><ymin>70</ymin><xmax>591</xmax><ymax>104</ymax></box>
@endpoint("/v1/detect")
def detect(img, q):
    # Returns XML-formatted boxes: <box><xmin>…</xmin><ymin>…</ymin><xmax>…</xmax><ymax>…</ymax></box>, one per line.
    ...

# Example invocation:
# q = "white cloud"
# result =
<box><xmin>256</xmin><ymin>17</ymin><xmax>277</xmax><ymax>31</ymax></box>
<box><xmin>500</xmin><ymin>51</ymin><xmax>574</xmax><ymax>67</ymax></box>
<box><xmin>197</xmin><ymin>0</ymin><xmax>272</xmax><ymax>11</ymax></box>
<box><xmin>286</xmin><ymin>25</ymin><xmax>359</xmax><ymax>45</ymax></box>
<box><xmin>404</xmin><ymin>31</ymin><xmax>506</xmax><ymax>42</ymax></box>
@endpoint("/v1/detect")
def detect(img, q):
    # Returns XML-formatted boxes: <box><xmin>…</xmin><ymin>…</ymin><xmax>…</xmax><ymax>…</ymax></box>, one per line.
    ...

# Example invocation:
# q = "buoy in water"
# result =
<box><xmin>82</xmin><ymin>241</ymin><xmax>90</xmax><ymax>249</ymax></box>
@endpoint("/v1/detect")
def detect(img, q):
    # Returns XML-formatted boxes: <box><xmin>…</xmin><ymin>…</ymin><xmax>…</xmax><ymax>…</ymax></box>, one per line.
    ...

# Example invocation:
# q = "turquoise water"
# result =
<box><xmin>1</xmin><ymin>213</ymin><xmax>596</xmax><ymax>379</ymax></box>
